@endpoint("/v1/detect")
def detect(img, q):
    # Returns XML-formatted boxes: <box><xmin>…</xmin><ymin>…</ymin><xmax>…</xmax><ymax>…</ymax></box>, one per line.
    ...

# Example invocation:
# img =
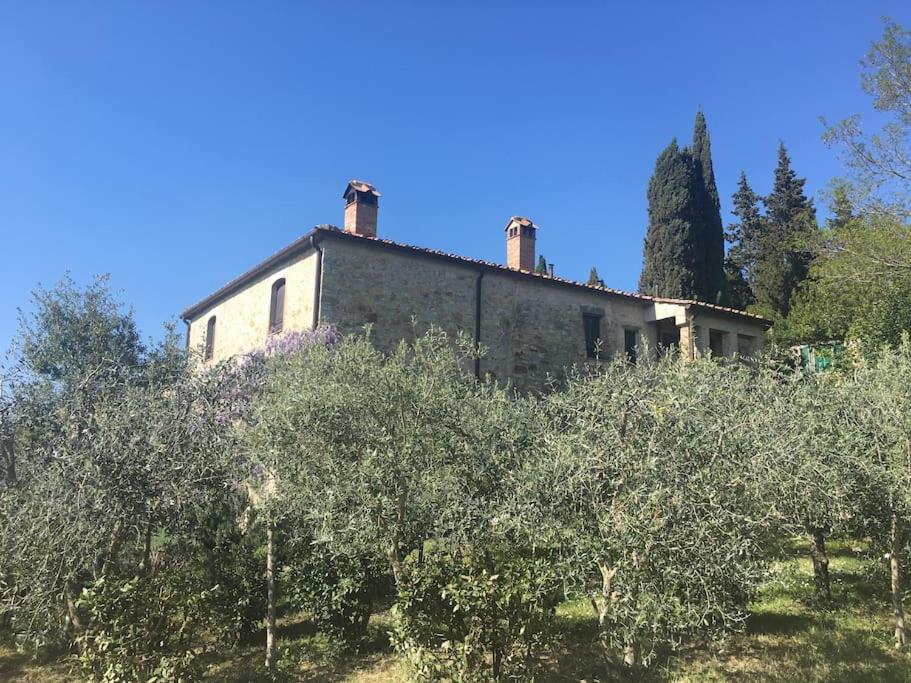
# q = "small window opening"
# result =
<box><xmin>624</xmin><ymin>328</ymin><xmax>639</xmax><ymax>364</ymax></box>
<box><xmin>709</xmin><ymin>329</ymin><xmax>725</xmax><ymax>357</ymax></box>
<box><xmin>357</xmin><ymin>191</ymin><xmax>377</xmax><ymax>206</ymax></box>
<box><xmin>583</xmin><ymin>313</ymin><xmax>602</xmax><ymax>359</ymax></box>
<box><xmin>205</xmin><ymin>316</ymin><xmax>216</xmax><ymax>361</ymax></box>
<box><xmin>269</xmin><ymin>279</ymin><xmax>286</xmax><ymax>334</ymax></box>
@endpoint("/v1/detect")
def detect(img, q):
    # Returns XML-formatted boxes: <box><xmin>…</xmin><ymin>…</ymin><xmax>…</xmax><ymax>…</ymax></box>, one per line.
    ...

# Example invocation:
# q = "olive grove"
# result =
<box><xmin>2</xmin><ymin>277</ymin><xmax>911</xmax><ymax>681</ymax></box>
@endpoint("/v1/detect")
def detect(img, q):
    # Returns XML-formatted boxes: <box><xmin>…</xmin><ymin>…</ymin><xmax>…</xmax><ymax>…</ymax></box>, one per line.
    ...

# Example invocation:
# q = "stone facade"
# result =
<box><xmin>186</xmin><ymin>250</ymin><xmax>319</xmax><ymax>363</ymax></box>
<box><xmin>183</xmin><ymin>226</ymin><xmax>769</xmax><ymax>392</ymax></box>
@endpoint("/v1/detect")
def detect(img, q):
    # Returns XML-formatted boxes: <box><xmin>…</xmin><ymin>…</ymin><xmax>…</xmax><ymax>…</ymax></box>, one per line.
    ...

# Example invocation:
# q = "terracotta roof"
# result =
<box><xmin>651</xmin><ymin>297</ymin><xmax>770</xmax><ymax>323</ymax></box>
<box><xmin>344</xmin><ymin>180</ymin><xmax>381</xmax><ymax>197</ymax></box>
<box><xmin>180</xmin><ymin>225</ymin><xmax>770</xmax><ymax>327</ymax></box>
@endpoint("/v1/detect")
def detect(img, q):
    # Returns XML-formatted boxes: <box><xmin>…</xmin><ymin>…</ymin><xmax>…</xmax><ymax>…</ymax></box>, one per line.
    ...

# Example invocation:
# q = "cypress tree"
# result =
<box><xmin>724</xmin><ymin>259</ymin><xmax>754</xmax><ymax>310</ymax></box>
<box><xmin>725</xmin><ymin>172</ymin><xmax>763</xmax><ymax>310</ymax></box>
<box><xmin>691</xmin><ymin>111</ymin><xmax>726</xmax><ymax>303</ymax></box>
<box><xmin>639</xmin><ymin>139</ymin><xmax>701</xmax><ymax>298</ymax></box>
<box><xmin>535</xmin><ymin>255</ymin><xmax>548</xmax><ymax>275</ymax></box>
<box><xmin>753</xmin><ymin>143</ymin><xmax>818</xmax><ymax>317</ymax></box>
<box><xmin>827</xmin><ymin>183</ymin><xmax>855</xmax><ymax>231</ymax></box>
<box><xmin>588</xmin><ymin>267</ymin><xmax>603</xmax><ymax>287</ymax></box>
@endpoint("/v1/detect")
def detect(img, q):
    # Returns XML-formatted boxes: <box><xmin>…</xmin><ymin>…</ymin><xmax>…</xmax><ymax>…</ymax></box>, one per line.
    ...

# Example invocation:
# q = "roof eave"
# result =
<box><xmin>180</xmin><ymin>227</ymin><xmax>770</xmax><ymax>328</ymax></box>
<box><xmin>180</xmin><ymin>227</ymin><xmax>323</xmax><ymax>321</ymax></box>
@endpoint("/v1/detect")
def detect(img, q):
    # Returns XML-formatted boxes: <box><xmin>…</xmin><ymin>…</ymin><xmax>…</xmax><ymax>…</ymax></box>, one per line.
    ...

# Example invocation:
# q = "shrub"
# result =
<box><xmin>390</xmin><ymin>548</ymin><xmax>561</xmax><ymax>682</ymax></box>
<box><xmin>183</xmin><ymin>504</ymin><xmax>268</xmax><ymax>645</ymax></box>
<box><xmin>75</xmin><ymin>573</ymin><xmax>213</xmax><ymax>682</ymax></box>
<box><xmin>283</xmin><ymin>537</ymin><xmax>392</xmax><ymax>646</ymax></box>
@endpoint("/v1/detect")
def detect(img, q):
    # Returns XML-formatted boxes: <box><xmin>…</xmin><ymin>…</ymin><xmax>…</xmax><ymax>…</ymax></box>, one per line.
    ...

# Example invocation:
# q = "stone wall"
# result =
<box><xmin>318</xmin><ymin>238</ymin><xmax>660</xmax><ymax>392</ymax></box>
<box><xmin>477</xmin><ymin>271</ymin><xmax>656</xmax><ymax>390</ymax></box>
<box><xmin>183</xmin><ymin>233</ymin><xmax>767</xmax><ymax>390</ymax></box>
<box><xmin>318</xmin><ymin>238</ymin><xmax>478</xmax><ymax>350</ymax></box>
<box><xmin>186</xmin><ymin>251</ymin><xmax>319</xmax><ymax>363</ymax></box>
<box><xmin>691</xmin><ymin>310</ymin><xmax>765</xmax><ymax>358</ymax></box>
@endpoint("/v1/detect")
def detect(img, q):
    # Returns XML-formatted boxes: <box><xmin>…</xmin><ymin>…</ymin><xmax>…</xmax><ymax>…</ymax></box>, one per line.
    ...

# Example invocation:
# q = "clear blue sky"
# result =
<box><xmin>3</xmin><ymin>1</ymin><xmax>909</xmax><ymax>356</ymax></box>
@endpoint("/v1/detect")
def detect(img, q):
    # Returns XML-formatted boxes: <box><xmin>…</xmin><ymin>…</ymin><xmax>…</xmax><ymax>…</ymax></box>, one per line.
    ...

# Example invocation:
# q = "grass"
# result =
<box><xmin>2</xmin><ymin>539</ymin><xmax>910</xmax><ymax>681</ymax></box>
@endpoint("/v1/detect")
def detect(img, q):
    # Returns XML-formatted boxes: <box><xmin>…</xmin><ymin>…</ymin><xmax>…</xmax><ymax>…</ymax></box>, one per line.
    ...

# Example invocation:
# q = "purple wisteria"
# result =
<box><xmin>262</xmin><ymin>325</ymin><xmax>341</xmax><ymax>357</ymax></box>
<box><xmin>212</xmin><ymin>325</ymin><xmax>340</xmax><ymax>425</ymax></box>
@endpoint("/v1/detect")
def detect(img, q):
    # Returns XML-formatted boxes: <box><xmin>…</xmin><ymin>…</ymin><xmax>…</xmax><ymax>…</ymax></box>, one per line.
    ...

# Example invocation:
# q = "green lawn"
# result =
<box><xmin>3</xmin><ymin>539</ymin><xmax>910</xmax><ymax>681</ymax></box>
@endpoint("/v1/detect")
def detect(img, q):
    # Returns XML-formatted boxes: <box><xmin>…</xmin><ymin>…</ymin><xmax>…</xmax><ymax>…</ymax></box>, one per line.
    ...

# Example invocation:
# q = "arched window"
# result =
<box><xmin>205</xmin><ymin>316</ymin><xmax>216</xmax><ymax>360</ymax></box>
<box><xmin>269</xmin><ymin>279</ymin><xmax>286</xmax><ymax>334</ymax></box>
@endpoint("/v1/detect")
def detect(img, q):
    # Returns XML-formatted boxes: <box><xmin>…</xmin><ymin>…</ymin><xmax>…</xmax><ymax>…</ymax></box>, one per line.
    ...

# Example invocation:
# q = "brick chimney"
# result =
<box><xmin>504</xmin><ymin>216</ymin><xmax>537</xmax><ymax>271</ymax></box>
<box><xmin>343</xmin><ymin>180</ymin><xmax>380</xmax><ymax>236</ymax></box>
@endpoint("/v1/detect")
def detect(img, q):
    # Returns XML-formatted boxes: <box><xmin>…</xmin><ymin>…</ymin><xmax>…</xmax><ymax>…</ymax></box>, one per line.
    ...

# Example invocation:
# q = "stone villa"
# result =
<box><xmin>181</xmin><ymin>181</ymin><xmax>769</xmax><ymax>391</ymax></box>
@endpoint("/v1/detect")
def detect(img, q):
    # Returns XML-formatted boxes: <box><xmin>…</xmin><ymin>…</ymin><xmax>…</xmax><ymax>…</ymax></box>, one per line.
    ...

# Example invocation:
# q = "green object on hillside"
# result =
<box><xmin>794</xmin><ymin>341</ymin><xmax>845</xmax><ymax>372</ymax></box>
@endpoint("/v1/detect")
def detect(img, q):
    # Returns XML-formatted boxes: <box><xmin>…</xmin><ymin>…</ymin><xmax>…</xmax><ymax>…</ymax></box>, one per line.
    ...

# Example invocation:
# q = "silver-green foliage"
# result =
<box><xmin>241</xmin><ymin>328</ymin><xmax>553</xmax><ymax>677</ymax></box>
<box><xmin>0</xmin><ymin>277</ymin><xmax>253</xmax><ymax>676</ymax></box>
<box><xmin>530</xmin><ymin>354</ymin><xmax>779</xmax><ymax>665</ymax></box>
<box><xmin>242</xmin><ymin>329</ymin><xmax>534</xmax><ymax>585</ymax></box>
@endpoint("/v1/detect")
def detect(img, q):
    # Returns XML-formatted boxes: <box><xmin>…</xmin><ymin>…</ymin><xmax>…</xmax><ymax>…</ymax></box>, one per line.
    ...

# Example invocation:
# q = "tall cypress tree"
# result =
<box><xmin>725</xmin><ymin>172</ymin><xmax>763</xmax><ymax>309</ymax></box>
<box><xmin>639</xmin><ymin>113</ymin><xmax>726</xmax><ymax>302</ymax></box>
<box><xmin>587</xmin><ymin>267</ymin><xmax>603</xmax><ymax>287</ymax></box>
<box><xmin>639</xmin><ymin>139</ymin><xmax>701</xmax><ymax>298</ymax></box>
<box><xmin>691</xmin><ymin>111</ymin><xmax>726</xmax><ymax>303</ymax></box>
<box><xmin>753</xmin><ymin>143</ymin><xmax>817</xmax><ymax>317</ymax></box>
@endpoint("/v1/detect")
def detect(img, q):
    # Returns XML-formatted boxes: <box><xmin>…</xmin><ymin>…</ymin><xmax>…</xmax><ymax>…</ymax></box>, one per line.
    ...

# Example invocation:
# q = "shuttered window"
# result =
<box><xmin>205</xmin><ymin>316</ymin><xmax>216</xmax><ymax>360</ymax></box>
<box><xmin>269</xmin><ymin>279</ymin><xmax>286</xmax><ymax>334</ymax></box>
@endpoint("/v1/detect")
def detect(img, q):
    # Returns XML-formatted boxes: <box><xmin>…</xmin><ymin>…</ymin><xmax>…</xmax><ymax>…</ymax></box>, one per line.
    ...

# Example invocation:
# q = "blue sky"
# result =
<box><xmin>2</xmin><ymin>1</ymin><xmax>909</xmax><ymax>356</ymax></box>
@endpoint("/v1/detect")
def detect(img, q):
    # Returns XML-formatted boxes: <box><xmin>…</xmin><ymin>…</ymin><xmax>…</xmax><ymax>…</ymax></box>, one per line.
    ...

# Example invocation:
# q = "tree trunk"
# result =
<box><xmin>594</xmin><ymin>561</ymin><xmax>617</xmax><ymax>632</ymax></box>
<box><xmin>265</xmin><ymin>516</ymin><xmax>277</xmax><ymax>670</ymax></box>
<box><xmin>93</xmin><ymin>519</ymin><xmax>124</xmax><ymax>580</ymax></box>
<box><xmin>139</xmin><ymin>518</ymin><xmax>153</xmax><ymax>575</ymax></box>
<box><xmin>385</xmin><ymin>489</ymin><xmax>407</xmax><ymax>589</ymax></box>
<box><xmin>623</xmin><ymin>641</ymin><xmax>637</xmax><ymax>667</ymax></box>
<box><xmin>64</xmin><ymin>582</ymin><xmax>83</xmax><ymax>633</ymax></box>
<box><xmin>387</xmin><ymin>542</ymin><xmax>403</xmax><ymax>588</ymax></box>
<box><xmin>809</xmin><ymin>528</ymin><xmax>832</xmax><ymax>601</ymax></box>
<box><xmin>891</xmin><ymin>513</ymin><xmax>906</xmax><ymax>649</ymax></box>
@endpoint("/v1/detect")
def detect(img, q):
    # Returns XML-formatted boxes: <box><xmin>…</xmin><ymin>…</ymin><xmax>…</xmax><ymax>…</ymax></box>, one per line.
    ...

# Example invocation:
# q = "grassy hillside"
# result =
<box><xmin>3</xmin><ymin>539</ymin><xmax>909</xmax><ymax>682</ymax></box>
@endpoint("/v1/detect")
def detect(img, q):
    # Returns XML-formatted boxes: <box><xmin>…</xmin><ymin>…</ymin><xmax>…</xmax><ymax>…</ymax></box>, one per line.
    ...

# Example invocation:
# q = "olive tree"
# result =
<box><xmin>240</xmin><ymin>328</ymin><xmax>557</xmax><ymax>678</ymax></box>
<box><xmin>0</xmin><ymin>276</ymin><xmax>250</xmax><ymax>678</ymax></box>
<box><xmin>243</xmin><ymin>329</ymin><xmax>498</xmax><ymax>588</ymax></box>
<box><xmin>530</xmin><ymin>354</ymin><xmax>777</xmax><ymax>668</ymax></box>
<box><xmin>846</xmin><ymin>340</ymin><xmax>911</xmax><ymax>648</ymax></box>
<box><xmin>758</xmin><ymin>370</ymin><xmax>861</xmax><ymax>601</ymax></box>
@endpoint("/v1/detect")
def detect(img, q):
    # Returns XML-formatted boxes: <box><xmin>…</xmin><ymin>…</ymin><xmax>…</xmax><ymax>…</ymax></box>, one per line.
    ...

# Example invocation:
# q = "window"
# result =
<box><xmin>583</xmin><ymin>313</ymin><xmax>602</xmax><ymax>358</ymax></box>
<box><xmin>269</xmin><ymin>279</ymin><xmax>286</xmax><ymax>334</ymax></box>
<box><xmin>205</xmin><ymin>316</ymin><xmax>216</xmax><ymax>361</ymax></box>
<box><xmin>709</xmin><ymin>329</ymin><xmax>725</xmax><ymax>357</ymax></box>
<box><xmin>659</xmin><ymin>331</ymin><xmax>679</xmax><ymax>349</ymax></box>
<box><xmin>624</xmin><ymin>328</ymin><xmax>639</xmax><ymax>364</ymax></box>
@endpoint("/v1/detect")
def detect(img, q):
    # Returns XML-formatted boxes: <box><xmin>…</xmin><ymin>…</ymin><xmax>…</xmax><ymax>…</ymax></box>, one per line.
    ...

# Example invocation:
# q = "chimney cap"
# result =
<box><xmin>504</xmin><ymin>216</ymin><xmax>537</xmax><ymax>232</ymax></box>
<box><xmin>343</xmin><ymin>180</ymin><xmax>381</xmax><ymax>198</ymax></box>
